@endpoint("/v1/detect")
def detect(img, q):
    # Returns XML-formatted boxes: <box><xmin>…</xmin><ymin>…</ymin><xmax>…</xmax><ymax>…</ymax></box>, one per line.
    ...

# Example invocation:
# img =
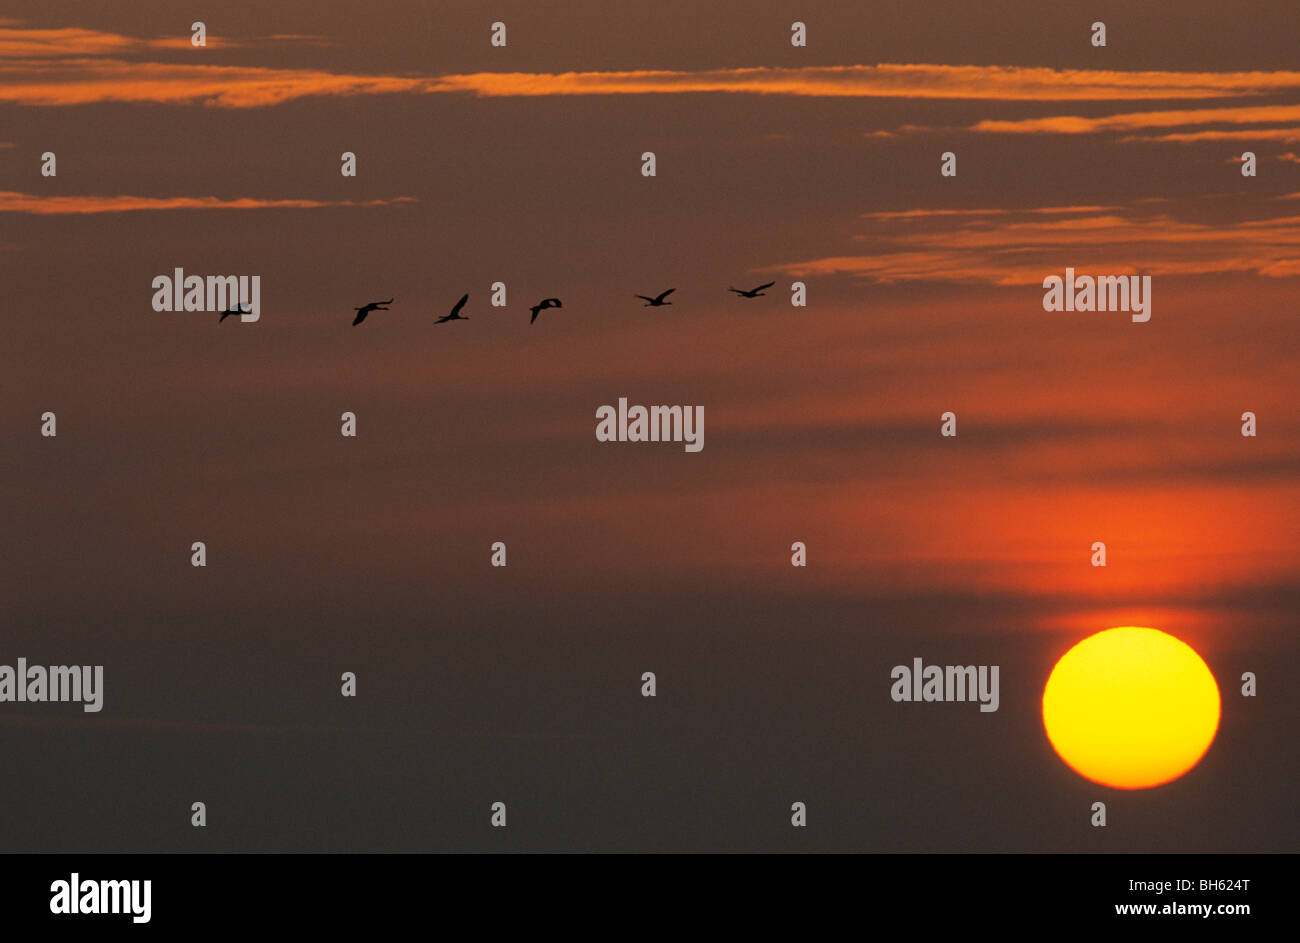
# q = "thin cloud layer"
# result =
<box><xmin>0</xmin><ymin>191</ymin><xmax>415</xmax><ymax>214</ymax></box>
<box><xmin>418</xmin><ymin>65</ymin><xmax>1300</xmax><ymax>101</ymax></box>
<box><xmin>860</xmin><ymin>205</ymin><xmax>1116</xmax><ymax>220</ymax></box>
<box><xmin>7</xmin><ymin>61</ymin><xmax>1298</xmax><ymax>111</ymax></box>
<box><xmin>0</xmin><ymin>59</ymin><xmax>446</xmax><ymax>107</ymax></box>
<box><xmin>3</xmin><ymin>22</ymin><xmax>1300</xmax><ymax>108</ymax></box>
<box><xmin>775</xmin><ymin>205</ymin><xmax>1300</xmax><ymax>284</ymax></box>
<box><xmin>1131</xmin><ymin>127</ymin><xmax>1300</xmax><ymax>143</ymax></box>
<box><xmin>0</xmin><ymin>25</ymin><xmax>329</xmax><ymax>57</ymax></box>
<box><xmin>972</xmin><ymin>103</ymin><xmax>1300</xmax><ymax>135</ymax></box>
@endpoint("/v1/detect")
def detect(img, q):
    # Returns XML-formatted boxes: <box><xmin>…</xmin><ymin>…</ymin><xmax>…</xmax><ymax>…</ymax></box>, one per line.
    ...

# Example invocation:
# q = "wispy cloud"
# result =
<box><xmin>0</xmin><ymin>25</ymin><xmax>252</xmax><ymax>57</ymax></box>
<box><xmin>3</xmin><ymin>22</ymin><xmax>1300</xmax><ymax>108</ymax></box>
<box><xmin>1130</xmin><ymin>127</ymin><xmax>1300</xmax><ymax>143</ymax></box>
<box><xmin>415</xmin><ymin>65</ymin><xmax>1300</xmax><ymax>101</ymax></box>
<box><xmin>971</xmin><ymin>103</ymin><xmax>1300</xmax><ymax>135</ymax></box>
<box><xmin>773</xmin><ymin>205</ymin><xmax>1300</xmax><ymax>284</ymax></box>
<box><xmin>860</xmin><ymin>205</ymin><xmax>1115</xmax><ymax>221</ymax></box>
<box><xmin>0</xmin><ymin>24</ymin><xmax>333</xmax><ymax>57</ymax></box>
<box><xmin>0</xmin><ymin>25</ymin><xmax>143</xmax><ymax>57</ymax></box>
<box><xmin>0</xmin><ymin>59</ymin><xmax>447</xmax><ymax>107</ymax></box>
<box><xmin>10</xmin><ymin>61</ymin><xmax>1298</xmax><ymax>110</ymax></box>
<box><xmin>0</xmin><ymin>191</ymin><xmax>415</xmax><ymax>214</ymax></box>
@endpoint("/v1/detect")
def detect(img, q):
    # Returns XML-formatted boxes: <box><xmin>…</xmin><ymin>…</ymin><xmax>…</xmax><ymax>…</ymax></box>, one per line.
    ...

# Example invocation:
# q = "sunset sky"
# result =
<box><xmin>1</xmin><ymin>1</ymin><xmax>1296</xmax><ymax>851</ymax></box>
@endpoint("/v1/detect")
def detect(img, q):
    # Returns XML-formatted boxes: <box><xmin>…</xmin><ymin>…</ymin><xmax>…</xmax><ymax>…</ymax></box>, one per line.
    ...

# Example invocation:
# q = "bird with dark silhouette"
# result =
<box><xmin>635</xmin><ymin>288</ymin><xmax>675</xmax><ymax>307</ymax></box>
<box><xmin>436</xmin><ymin>293</ymin><xmax>470</xmax><ymax>324</ymax></box>
<box><xmin>218</xmin><ymin>304</ymin><xmax>249</xmax><ymax>322</ymax></box>
<box><xmin>529</xmin><ymin>297</ymin><xmax>562</xmax><ymax>324</ymax></box>
<box><xmin>352</xmin><ymin>298</ymin><xmax>393</xmax><ymax>325</ymax></box>
<box><xmin>728</xmin><ymin>281</ymin><xmax>775</xmax><ymax>298</ymax></box>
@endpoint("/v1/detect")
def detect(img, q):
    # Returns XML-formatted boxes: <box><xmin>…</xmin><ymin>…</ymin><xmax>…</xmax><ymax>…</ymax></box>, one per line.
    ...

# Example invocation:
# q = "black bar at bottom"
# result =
<box><xmin>5</xmin><ymin>853</ymin><xmax>1284</xmax><ymax>930</ymax></box>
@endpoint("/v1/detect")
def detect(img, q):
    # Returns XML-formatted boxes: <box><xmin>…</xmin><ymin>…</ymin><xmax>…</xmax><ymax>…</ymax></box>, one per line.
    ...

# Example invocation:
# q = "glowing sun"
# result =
<box><xmin>1042</xmin><ymin>626</ymin><xmax>1220</xmax><ymax>789</ymax></box>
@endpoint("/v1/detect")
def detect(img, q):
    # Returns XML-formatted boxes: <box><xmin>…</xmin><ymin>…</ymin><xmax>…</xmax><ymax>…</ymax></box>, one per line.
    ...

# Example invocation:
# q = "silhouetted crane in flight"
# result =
<box><xmin>218</xmin><ymin>304</ymin><xmax>249</xmax><ymax>322</ymax></box>
<box><xmin>728</xmin><ymin>281</ymin><xmax>775</xmax><ymax>298</ymax></box>
<box><xmin>529</xmin><ymin>297</ymin><xmax>562</xmax><ymax>324</ymax></box>
<box><xmin>436</xmin><ymin>293</ymin><xmax>470</xmax><ymax>324</ymax></box>
<box><xmin>635</xmin><ymin>288</ymin><xmax>675</xmax><ymax>307</ymax></box>
<box><xmin>352</xmin><ymin>298</ymin><xmax>393</xmax><ymax>326</ymax></box>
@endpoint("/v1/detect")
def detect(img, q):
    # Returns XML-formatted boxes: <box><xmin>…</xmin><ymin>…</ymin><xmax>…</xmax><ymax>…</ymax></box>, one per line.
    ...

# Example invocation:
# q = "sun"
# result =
<box><xmin>1042</xmin><ymin>626</ymin><xmax>1220</xmax><ymax>789</ymax></box>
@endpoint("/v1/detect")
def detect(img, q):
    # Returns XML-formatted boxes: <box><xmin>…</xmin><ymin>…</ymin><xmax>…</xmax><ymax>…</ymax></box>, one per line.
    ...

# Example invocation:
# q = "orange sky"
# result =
<box><xmin>4</xmin><ymin>10</ymin><xmax>1297</xmax><ymax>624</ymax></box>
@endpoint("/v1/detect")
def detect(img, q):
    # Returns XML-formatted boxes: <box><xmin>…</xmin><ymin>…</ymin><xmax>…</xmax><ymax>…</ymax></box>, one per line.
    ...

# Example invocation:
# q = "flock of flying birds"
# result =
<box><xmin>216</xmin><ymin>282</ymin><xmax>780</xmax><ymax>324</ymax></box>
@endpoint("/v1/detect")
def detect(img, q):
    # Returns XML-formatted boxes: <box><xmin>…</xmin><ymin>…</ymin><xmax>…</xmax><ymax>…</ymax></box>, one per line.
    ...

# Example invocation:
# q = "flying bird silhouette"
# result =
<box><xmin>728</xmin><ymin>281</ymin><xmax>775</xmax><ymax>298</ymax></box>
<box><xmin>352</xmin><ymin>298</ymin><xmax>393</xmax><ymax>326</ymax></box>
<box><xmin>529</xmin><ymin>297</ymin><xmax>562</xmax><ymax>324</ymax></box>
<box><xmin>436</xmin><ymin>293</ymin><xmax>470</xmax><ymax>323</ymax></box>
<box><xmin>218</xmin><ymin>304</ymin><xmax>249</xmax><ymax>322</ymax></box>
<box><xmin>635</xmin><ymin>288</ymin><xmax>676</xmax><ymax>307</ymax></box>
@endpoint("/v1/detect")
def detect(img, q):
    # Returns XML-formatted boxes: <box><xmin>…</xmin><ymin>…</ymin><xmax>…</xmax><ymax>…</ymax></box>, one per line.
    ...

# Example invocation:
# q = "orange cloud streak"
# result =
<box><xmin>973</xmin><ymin>104</ymin><xmax>1300</xmax><ymax>134</ymax></box>
<box><xmin>424</xmin><ymin>65</ymin><xmax>1300</xmax><ymax>101</ymax></box>
<box><xmin>0</xmin><ymin>191</ymin><xmax>415</xmax><ymax>214</ymax></box>
<box><xmin>1128</xmin><ymin>127</ymin><xmax>1300</xmax><ymax>143</ymax></box>
<box><xmin>3</xmin><ymin>22</ymin><xmax>1300</xmax><ymax>109</ymax></box>
<box><xmin>4</xmin><ymin>22</ymin><xmax>1300</xmax><ymax>114</ymax></box>
<box><xmin>0</xmin><ymin>25</ymin><xmax>329</xmax><ymax>57</ymax></box>
<box><xmin>776</xmin><ymin>206</ymin><xmax>1300</xmax><ymax>285</ymax></box>
<box><xmin>860</xmin><ymin>205</ymin><xmax>1116</xmax><ymax>220</ymax></box>
<box><xmin>0</xmin><ymin>26</ymin><xmax>138</xmax><ymax>57</ymax></box>
<box><xmin>0</xmin><ymin>59</ymin><xmax>445</xmax><ymax>106</ymax></box>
